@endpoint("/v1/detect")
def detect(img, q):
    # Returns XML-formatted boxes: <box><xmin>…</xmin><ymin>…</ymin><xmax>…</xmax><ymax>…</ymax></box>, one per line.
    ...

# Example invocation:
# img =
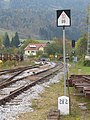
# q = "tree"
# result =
<box><xmin>14</xmin><ymin>32</ymin><xmax>20</xmax><ymax>47</ymax></box>
<box><xmin>45</xmin><ymin>40</ymin><xmax>63</xmax><ymax>57</ymax></box>
<box><xmin>20</xmin><ymin>38</ymin><xmax>39</xmax><ymax>50</ymax></box>
<box><xmin>45</xmin><ymin>38</ymin><xmax>71</xmax><ymax>59</ymax></box>
<box><xmin>0</xmin><ymin>36</ymin><xmax>3</xmax><ymax>49</ymax></box>
<box><xmin>11</xmin><ymin>32</ymin><xmax>20</xmax><ymax>48</ymax></box>
<box><xmin>39</xmin><ymin>28</ymin><xmax>49</xmax><ymax>40</ymax></box>
<box><xmin>75</xmin><ymin>33</ymin><xmax>87</xmax><ymax>58</ymax></box>
<box><xmin>10</xmin><ymin>37</ymin><xmax>15</xmax><ymax>47</ymax></box>
<box><xmin>3</xmin><ymin>32</ymin><xmax>10</xmax><ymax>48</ymax></box>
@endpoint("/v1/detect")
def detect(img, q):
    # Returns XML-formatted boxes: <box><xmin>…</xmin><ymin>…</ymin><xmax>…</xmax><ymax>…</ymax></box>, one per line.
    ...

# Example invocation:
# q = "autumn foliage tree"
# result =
<box><xmin>75</xmin><ymin>33</ymin><xmax>87</xmax><ymax>58</ymax></box>
<box><xmin>45</xmin><ymin>38</ymin><xmax>71</xmax><ymax>58</ymax></box>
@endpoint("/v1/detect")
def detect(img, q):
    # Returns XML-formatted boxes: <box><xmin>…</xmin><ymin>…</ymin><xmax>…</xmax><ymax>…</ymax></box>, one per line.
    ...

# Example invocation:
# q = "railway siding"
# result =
<box><xmin>0</xmin><ymin>62</ymin><xmax>63</xmax><ymax>120</ymax></box>
<box><xmin>67</xmin><ymin>75</ymin><xmax>90</xmax><ymax>98</ymax></box>
<box><xmin>0</xmin><ymin>62</ymin><xmax>63</xmax><ymax>106</ymax></box>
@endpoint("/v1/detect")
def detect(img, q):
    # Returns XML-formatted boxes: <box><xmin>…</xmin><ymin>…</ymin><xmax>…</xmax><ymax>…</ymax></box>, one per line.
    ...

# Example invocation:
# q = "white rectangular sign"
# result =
<box><xmin>58</xmin><ymin>96</ymin><xmax>69</xmax><ymax>115</ymax></box>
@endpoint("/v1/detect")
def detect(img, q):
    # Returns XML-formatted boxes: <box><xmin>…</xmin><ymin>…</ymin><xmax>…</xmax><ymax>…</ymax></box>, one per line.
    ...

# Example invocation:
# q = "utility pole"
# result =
<box><xmin>85</xmin><ymin>4</ymin><xmax>90</xmax><ymax>60</ymax></box>
<box><xmin>87</xmin><ymin>5</ymin><xmax>90</xmax><ymax>56</ymax></box>
<box><xmin>63</xmin><ymin>26</ymin><xmax>66</xmax><ymax>96</ymax></box>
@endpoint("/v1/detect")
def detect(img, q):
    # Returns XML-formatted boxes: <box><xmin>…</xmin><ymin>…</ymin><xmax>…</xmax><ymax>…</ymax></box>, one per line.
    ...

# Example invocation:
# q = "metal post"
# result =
<box><xmin>63</xmin><ymin>26</ymin><xmax>66</xmax><ymax>96</ymax></box>
<box><xmin>87</xmin><ymin>5</ymin><xmax>90</xmax><ymax>56</ymax></box>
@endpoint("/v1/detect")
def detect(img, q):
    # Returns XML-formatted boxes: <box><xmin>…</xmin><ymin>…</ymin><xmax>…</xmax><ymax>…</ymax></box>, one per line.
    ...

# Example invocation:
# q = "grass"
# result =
<box><xmin>34</xmin><ymin>39</ymin><xmax>52</xmax><ymax>43</ymax></box>
<box><xmin>0</xmin><ymin>58</ymin><xmax>35</xmax><ymax>70</ymax></box>
<box><xmin>16</xmin><ymin>80</ymin><xmax>64</xmax><ymax>120</ymax></box>
<box><xmin>0</xmin><ymin>27</ymin><xmax>15</xmax><ymax>38</ymax></box>
<box><xmin>1</xmin><ymin>61</ymin><xmax>89</xmax><ymax>120</ymax></box>
<box><xmin>69</xmin><ymin>63</ymin><xmax>90</xmax><ymax>75</ymax></box>
<box><xmin>16</xmin><ymin>78</ymin><xmax>90</xmax><ymax>120</ymax></box>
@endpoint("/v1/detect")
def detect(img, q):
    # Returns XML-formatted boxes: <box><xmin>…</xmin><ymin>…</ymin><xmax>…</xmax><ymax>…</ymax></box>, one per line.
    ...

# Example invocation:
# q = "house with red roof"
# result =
<box><xmin>24</xmin><ymin>43</ymin><xmax>46</xmax><ymax>56</ymax></box>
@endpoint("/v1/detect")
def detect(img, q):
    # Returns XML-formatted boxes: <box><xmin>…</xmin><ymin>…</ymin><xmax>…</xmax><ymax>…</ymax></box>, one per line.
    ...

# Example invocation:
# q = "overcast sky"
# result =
<box><xmin>3</xmin><ymin>0</ymin><xmax>10</xmax><ymax>2</ymax></box>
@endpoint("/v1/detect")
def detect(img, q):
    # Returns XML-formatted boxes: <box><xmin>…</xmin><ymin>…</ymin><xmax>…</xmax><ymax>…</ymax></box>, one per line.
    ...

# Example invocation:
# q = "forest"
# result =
<box><xmin>0</xmin><ymin>0</ymin><xmax>89</xmax><ymax>40</ymax></box>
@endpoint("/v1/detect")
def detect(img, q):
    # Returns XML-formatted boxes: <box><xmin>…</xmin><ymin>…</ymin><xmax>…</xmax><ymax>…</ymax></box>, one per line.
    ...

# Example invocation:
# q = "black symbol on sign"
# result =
<box><xmin>62</xmin><ymin>20</ymin><xmax>66</xmax><ymax>23</ymax></box>
<box><xmin>62</xmin><ymin>13</ymin><xmax>66</xmax><ymax>24</ymax></box>
<box><xmin>59</xmin><ymin>99</ymin><xmax>68</xmax><ymax>104</ymax></box>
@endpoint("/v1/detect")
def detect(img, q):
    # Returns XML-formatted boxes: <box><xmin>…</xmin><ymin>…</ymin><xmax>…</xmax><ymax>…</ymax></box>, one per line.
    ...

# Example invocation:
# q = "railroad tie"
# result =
<box><xmin>47</xmin><ymin>109</ymin><xmax>60</xmax><ymax>120</ymax></box>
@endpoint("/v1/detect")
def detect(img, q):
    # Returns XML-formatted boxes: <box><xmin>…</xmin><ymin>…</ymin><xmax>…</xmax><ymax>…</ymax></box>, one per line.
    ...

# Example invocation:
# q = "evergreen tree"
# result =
<box><xmin>3</xmin><ymin>32</ymin><xmax>10</xmax><ymax>48</ymax></box>
<box><xmin>0</xmin><ymin>36</ymin><xmax>3</xmax><ymax>49</ymax></box>
<box><xmin>10</xmin><ymin>37</ymin><xmax>14</xmax><ymax>47</ymax></box>
<box><xmin>11</xmin><ymin>32</ymin><xmax>20</xmax><ymax>48</ymax></box>
<box><xmin>14</xmin><ymin>32</ymin><xmax>20</xmax><ymax>47</ymax></box>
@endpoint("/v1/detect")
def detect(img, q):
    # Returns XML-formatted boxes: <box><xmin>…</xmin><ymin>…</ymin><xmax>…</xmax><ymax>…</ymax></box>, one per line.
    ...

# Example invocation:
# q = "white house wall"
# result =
<box><xmin>25</xmin><ymin>50</ymin><xmax>37</xmax><ymax>56</ymax></box>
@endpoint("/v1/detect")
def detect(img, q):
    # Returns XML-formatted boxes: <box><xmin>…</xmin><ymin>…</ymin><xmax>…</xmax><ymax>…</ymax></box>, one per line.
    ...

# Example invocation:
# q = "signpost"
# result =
<box><xmin>57</xmin><ymin>9</ymin><xmax>71</xmax><ymax>115</ymax></box>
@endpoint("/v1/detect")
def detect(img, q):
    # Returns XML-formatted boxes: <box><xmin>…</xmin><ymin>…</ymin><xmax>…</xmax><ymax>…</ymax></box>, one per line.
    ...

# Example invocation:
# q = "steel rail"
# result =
<box><xmin>0</xmin><ymin>63</ymin><xmax>61</xmax><ymax>89</ymax></box>
<box><xmin>0</xmin><ymin>65</ymin><xmax>40</xmax><ymax>76</ymax></box>
<box><xmin>0</xmin><ymin>65</ymin><xmax>40</xmax><ymax>85</ymax></box>
<box><xmin>0</xmin><ymin>63</ymin><xmax>63</xmax><ymax>105</ymax></box>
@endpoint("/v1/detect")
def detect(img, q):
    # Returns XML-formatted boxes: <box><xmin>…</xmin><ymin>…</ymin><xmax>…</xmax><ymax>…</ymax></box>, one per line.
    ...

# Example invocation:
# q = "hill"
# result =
<box><xmin>0</xmin><ymin>0</ymin><xmax>89</xmax><ymax>40</ymax></box>
<box><xmin>0</xmin><ymin>28</ymin><xmax>15</xmax><ymax>38</ymax></box>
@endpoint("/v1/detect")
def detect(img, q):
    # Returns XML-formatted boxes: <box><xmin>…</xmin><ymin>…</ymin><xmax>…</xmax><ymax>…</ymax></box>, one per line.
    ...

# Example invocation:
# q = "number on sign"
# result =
<box><xmin>61</xmin><ymin>13</ymin><xmax>66</xmax><ymax>24</ymax></box>
<box><xmin>62</xmin><ymin>20</ymin><xmax>66</xmax><ymax>23</ymax></box>
<box><xmin>59</xmin><ymin>99</ymin><xmax>68</xmax><ymax>104</ymax></box>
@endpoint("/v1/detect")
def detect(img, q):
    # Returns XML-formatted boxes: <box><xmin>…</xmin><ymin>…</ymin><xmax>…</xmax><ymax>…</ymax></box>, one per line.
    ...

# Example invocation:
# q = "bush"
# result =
<box><xmin>1</xmin><ymin>60</ymin><xmax>17</xmax><ymax>69</ymax></box>
<box><xmin>83</xmin><ymin>60</ymin><xmax>90</xmax><ymax>66</ymax></box>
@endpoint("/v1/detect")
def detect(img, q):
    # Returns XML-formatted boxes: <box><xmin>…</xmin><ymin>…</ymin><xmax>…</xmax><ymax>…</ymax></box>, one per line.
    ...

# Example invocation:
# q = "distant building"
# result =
<box><xmin>24</xmin><ymin>43</ymin><xmax>46</xmax><ymax>56</ymax></box>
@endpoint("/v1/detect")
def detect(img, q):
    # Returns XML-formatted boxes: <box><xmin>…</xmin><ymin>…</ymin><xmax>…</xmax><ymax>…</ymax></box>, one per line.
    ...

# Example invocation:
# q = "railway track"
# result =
<box><xmin>0</xmin><ymin>62</ymin><xmax>57</xmax><ymax>88</ymax></box>
<box><xmin>0</xmin><ymin>64</ymin><xmax>40</xmax><ymax>76</ymax></box>
<box><xmin>0</xmin><ymin>62</ymin><xmax>63</xmax><ymax>106</ymax></box>
<box><xmin>68</xmin><ymin>75</ymin><xmax>90</xmax><ymax>98</ymax></box>
<box><xmin>0</xmin><ymin>64</ymin><xmax>40</xmax><ymax>87</ymax></box>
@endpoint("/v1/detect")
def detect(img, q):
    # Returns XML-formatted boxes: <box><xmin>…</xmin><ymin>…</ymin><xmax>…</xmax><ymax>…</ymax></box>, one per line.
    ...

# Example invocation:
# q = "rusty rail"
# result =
<box><xmin>0</xmin><ymin>63</ymin><xmax>63</xmax><ymax>105</ymax></box>
<box><xmin>0</xmin><ymin>65</ymin><xmax>40</xmax><ymax>84</ymax></box>
<box><xmin>0</xmin><ymin>65</ymin><xmax>40</xmax><ymax>76</ymax></box>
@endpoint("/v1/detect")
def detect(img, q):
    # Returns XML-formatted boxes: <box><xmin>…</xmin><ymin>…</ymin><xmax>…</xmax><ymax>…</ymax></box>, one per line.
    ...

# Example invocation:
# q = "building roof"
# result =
<box><xmin>24</xmin><ymin>43</ymin><xmax>46</xmax><ymax>51</ymax></box>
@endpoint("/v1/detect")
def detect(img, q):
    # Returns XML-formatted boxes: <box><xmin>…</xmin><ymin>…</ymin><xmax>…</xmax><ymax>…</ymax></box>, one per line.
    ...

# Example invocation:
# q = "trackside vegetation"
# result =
<box><xmin>16</xmin><ymin>63</ymin><xmax>90</xmax><ymax>120</ymax></box>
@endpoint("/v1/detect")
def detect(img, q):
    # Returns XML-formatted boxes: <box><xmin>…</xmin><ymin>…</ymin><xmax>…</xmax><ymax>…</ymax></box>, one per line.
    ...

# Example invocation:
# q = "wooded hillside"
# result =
<box><xmin>0</xmin><ymin>0</ymin><xmax>89</xmax><ymax>40</ymax></box>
